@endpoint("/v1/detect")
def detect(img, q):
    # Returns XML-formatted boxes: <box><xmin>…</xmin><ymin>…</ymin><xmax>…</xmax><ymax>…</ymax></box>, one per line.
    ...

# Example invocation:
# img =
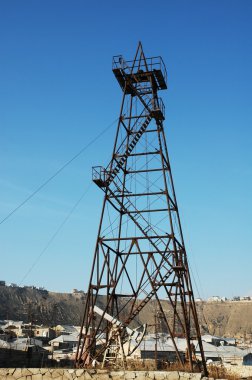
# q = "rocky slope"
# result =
<box><xmin>197</xmin><ymin>301</ymin><xmax>252</xmax><ymax>338</ymax></box>
<box><xmin>0</xmin><ymin>286</ymin><xmax>85</xmax><ymax>325</ymax></box>
<box><xmin>1</xmin><ymin>286</ymin><xmax>252</xmax><ymax>338</ymax></box>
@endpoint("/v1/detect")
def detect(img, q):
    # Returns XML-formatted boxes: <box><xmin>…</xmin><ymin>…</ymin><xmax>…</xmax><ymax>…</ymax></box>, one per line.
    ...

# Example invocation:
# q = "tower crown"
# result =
<box><xmin>112</xmin><ymin>54</ymin><xmax>167</xmax><ymax>94</ymax></box>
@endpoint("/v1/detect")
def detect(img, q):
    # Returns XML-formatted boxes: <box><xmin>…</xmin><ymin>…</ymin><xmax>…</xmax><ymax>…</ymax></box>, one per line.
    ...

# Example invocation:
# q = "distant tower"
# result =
<box><xmin>76</xmin><ymin>43</ymin><xmax>207</xmax><ymax>374</ymax></box>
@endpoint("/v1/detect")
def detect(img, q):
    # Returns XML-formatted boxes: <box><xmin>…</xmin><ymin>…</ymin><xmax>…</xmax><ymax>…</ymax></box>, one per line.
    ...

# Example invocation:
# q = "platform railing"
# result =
<box><xmin>92</xmin><ymin>166</ymin><xmax>108</xmax><ymax>187</ymax></box>
<box><xmin>112</xmin><ymin>55</ymin><xmax>167</xmax><ymax>85</ymax></box>
<box><xmin>146</xmin><ymin>97</ymin><xmax>165</xmax><ymax>120</ymax></box>
<box><xmin>155</xmin><ymin>97</ymin><xmax>165</xmax><ymax>119</ymax></box>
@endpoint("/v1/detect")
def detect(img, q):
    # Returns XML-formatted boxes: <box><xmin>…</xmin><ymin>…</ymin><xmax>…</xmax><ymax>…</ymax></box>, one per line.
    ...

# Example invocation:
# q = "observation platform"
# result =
<box><xmin>92</xmin><ymin>166</ymin><xmax>108</xmax><ymax>188</ymax></box>
<box><xmin>112</xmin><ymin>55</ymin><xmax>168</xmax><ymax>94</ymax></box>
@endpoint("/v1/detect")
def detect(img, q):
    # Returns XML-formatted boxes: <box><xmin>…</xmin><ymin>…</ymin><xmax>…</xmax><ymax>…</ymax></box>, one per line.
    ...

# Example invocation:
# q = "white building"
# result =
<box><xmin>207</xmin><ymin>296</ymin><xmax>222</xmax><ymax>302</ymax></box>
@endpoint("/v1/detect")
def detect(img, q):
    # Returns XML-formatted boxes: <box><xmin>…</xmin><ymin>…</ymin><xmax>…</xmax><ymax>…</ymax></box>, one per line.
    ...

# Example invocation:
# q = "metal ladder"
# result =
<box><xmin>106</xmin><ymin>115</ymin><xmax>152</xmax><ymax>186</ymax></box>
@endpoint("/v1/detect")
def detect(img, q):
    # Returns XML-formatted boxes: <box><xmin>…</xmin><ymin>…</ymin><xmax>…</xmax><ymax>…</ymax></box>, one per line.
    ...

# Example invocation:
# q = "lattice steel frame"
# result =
<box><xmin>75</xmin><ymin>43</ymin><xmax>207</xmax><ymax>375</ymax></box>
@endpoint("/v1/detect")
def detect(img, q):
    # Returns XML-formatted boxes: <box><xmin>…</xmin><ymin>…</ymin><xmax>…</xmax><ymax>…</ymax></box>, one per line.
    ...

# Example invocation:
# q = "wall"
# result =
<box><xmin>0</xmin><ymin>349</ymin><xmax>49</xmax><ymax>368</ymax></box>
<box><xmin>0</xmin><ymin>369</ymin><xmax>210</xmax><ymax>380</ymax></box>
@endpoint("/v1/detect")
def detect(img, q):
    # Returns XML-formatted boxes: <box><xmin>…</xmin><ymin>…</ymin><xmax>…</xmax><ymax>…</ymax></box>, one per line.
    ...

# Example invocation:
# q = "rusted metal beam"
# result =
<box><xmin>76</xmin><ymin>43</ymin><xmax>208</xmax><ymax>376</ymax></box>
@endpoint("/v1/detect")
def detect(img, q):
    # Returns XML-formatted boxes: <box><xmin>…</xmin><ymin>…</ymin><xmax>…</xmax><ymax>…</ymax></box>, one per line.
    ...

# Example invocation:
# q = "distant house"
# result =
<box><xmin>202</xmin><ymin>344</ymin><xmax>241</xmax><ymax>363</ymax></box>
<box><xmin>33</xmin><ymin>327</ymin><xmax>55</xmax><ymax>340</ymax></box>
<box><xmin>139</xmin><ymin>340</ymin><xmax>183</xmax><ymax>362</ymax></box>
<box><xmin>54</xmin><ymin>325</ymin><xmax>79</xmax><ymax>336</ymax></box>
<box><xmin>49</xmin><ymin>334</ymin><xmax>79</xmax><ymax>350</ymax></box>
<box><xmin>207</xmin><ymin>296</ymin><xmax>221</xmax><ymax>302</ymax></box>
<box><xmin>0</xmin><ymin>335</ymin><xmax>46</xmax><ymax>352</ymax></box>
<box><xmin>9</xmin><ymin>337</ymin><xmax>43</xmax><ymax>351</ymax></box>
<box><xmin>2</xmin><ymin>321</ymin><xmax>55</xmax><ymax>340</ymax></box>
<box><xmin>72</xmin><ymin>289</ymin><xmax>84</xmax><ymax>294</ymax></box>
<box><xmin>2</xmin><ymin>321</ymin><xmax>23</xmax><ymax>337</ymax></box>
<box><xmin>195</xmin><ymin>298</ymin><xmax>203</xmax><ymax>302</ymax></box>
<box><xmin>130</xmin><ymin>335</ymin><xmax>248</xmax><ymax>366</ymax></box>
<box><xmin>240</xmin><ymin>296</ymin><xmax>251</xmax><ymax>301</ymax></box>
<box><xmin>201</xmin><ymin>334</ymin><xmax>229</xmax><ymax>347</ymax></box>
<box><xmin>232</xmin><ymin>296</ymin><xmax>240</xmax><ymax>301</ymax></box>
<box><xmin>3</xmin><ymin>320</ymin><xmax>23</xmax><ymax>329</ymax></box>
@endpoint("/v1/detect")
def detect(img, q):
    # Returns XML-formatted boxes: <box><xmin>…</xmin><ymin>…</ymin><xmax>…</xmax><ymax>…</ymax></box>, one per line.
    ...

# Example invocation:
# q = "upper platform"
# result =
<box><xmin>112</xmin><ymin>55</ymin><xmax>168</xmax><ymax>94</ymax></box>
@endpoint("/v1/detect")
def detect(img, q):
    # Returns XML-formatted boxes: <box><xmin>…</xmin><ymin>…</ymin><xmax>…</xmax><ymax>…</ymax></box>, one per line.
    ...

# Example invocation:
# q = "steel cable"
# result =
<box><xmin>18</xmin><ymin>183</ymin><xmax>92</xmax><ymax>285</ymax></box>
<box><xmin>0</xmin><ymin>118</ymin><xmax>118</xmax><ymax>226</ymax></box>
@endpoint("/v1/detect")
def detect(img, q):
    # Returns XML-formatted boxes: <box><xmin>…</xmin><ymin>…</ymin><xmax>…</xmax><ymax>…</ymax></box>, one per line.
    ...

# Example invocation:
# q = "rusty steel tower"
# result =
<box><xmin>76</xmin><ymin>43</ymin><xmax>207</xmax><ymax>374</ymax></box>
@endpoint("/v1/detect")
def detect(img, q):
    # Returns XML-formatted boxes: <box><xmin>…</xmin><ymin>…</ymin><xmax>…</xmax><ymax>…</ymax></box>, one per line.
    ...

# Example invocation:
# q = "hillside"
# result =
<box><xmin>1</xmin><ymin>286</ymin><xmax>252</xmax><ymax>339</ymax></box>
<box><xmin>197</xmin><ymin>301</ymin><xmax>252</xmax><ymax>338</ymax></box>
<box><xmin>0</xmin><ymin>286</ymin><xmax>85</xmax><ymax>325</ymax></box>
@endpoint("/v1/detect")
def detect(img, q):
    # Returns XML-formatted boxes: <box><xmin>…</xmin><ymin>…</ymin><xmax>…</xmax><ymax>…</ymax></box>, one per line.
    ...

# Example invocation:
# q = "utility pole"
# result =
<box><xmin>154</xmin><ymin>312</ymin><xmax>158</xmax><ymax>370</ymax></box>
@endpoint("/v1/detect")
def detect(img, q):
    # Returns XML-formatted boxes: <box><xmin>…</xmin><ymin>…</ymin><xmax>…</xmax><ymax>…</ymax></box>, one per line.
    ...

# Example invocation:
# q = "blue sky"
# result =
<box><xmin>0</xmin><ymin>0</ymin><xmax>251</xmax><ymax>298</ymax></box>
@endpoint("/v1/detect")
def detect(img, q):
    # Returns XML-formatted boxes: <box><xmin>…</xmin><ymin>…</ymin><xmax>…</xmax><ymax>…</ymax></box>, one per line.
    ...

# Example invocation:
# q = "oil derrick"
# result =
<box><xmin>76</xmin><ymin>43</ymin><xmax>207</xmax><ymax>374</ymax></box>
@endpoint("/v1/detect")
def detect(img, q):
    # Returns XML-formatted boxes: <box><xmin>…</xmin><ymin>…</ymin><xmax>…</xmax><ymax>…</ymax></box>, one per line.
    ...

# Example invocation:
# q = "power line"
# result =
<box><xmin>0</xmin><ymin>118</ymin><xmax>118</xmax><ymax>226</ymax></box>
<box><xmin>18</xmin><ymin>183</ymin><xmax>92</xmax><ymax>286</ymax></box>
